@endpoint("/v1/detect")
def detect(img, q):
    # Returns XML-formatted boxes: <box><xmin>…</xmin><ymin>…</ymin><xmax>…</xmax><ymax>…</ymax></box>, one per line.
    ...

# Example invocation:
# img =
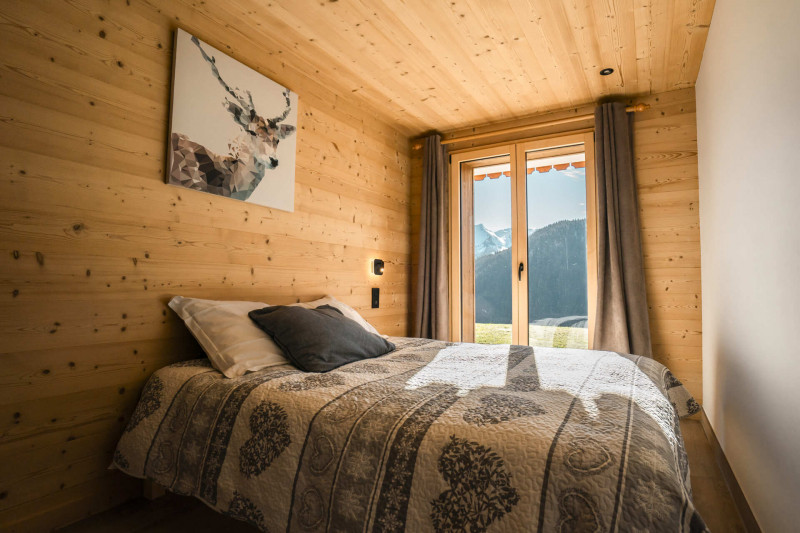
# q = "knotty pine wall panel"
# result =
<box><xmin>632</xmin><ymin>88</ymin><xmax>702</xmax><ymax>400</ymax></box>
<box><xmin>0</xmin><ymin>1</ymin><xmax>411</xmax><ymax>530</ymax></box>
<box><xmin>412</xmin><ymin>87</ymin><xmax>702</xmax><ymax>401</ymax></box>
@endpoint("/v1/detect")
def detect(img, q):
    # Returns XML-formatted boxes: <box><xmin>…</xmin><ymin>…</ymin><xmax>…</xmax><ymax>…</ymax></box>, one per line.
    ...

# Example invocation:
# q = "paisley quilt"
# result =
<box><xmin>113</xmin><ymin>337</ymin><xmax>706</xmax><ymax>532</ymax></box>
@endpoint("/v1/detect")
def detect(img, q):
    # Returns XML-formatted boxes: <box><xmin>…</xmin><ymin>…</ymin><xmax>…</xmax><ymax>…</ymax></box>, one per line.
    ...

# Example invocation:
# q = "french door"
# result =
<box><xmin>448</xmin><ymin>133</ymin><xmax>597</xmax><ymax>348</ymax></box>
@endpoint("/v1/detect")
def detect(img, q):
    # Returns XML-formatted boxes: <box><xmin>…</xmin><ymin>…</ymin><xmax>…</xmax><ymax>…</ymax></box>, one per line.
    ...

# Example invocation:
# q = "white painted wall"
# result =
<box><xmin>696</xmin><ymin>0</ymin><xmax>800</xmax><ymax>530</ymax></box>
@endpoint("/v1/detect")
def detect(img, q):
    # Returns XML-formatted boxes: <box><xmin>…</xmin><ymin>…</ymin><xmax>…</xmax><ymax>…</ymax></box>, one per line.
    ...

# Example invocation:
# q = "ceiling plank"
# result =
<box><xmin>99</xmin><ymin>0</ymin><xmax>716</xmax><ymax>135</ymax></box>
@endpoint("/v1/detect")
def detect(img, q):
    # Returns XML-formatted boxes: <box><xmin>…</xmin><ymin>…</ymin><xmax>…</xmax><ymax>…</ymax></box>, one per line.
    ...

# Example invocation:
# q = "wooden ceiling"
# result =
<box><xmin>177</xmin><ymin>0</ymin><xmax>714</xmax><ymax>136</ymax></box>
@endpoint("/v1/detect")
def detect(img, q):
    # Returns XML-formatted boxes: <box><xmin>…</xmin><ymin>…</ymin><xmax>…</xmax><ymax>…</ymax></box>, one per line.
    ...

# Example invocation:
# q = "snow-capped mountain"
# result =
<box><xmin>494</xmin><ymin>228</ymin><xmax>513</xmax><ymax>249</ymax></box>
<box><xmin>474</xmin><ymin>224</ymin><xmax>507</xmax><ymax>257</ymax></box>
<box><xmin>475</xmin><ymin>225</ymin><xmax>537</xmax><ymax>258</ymax></box>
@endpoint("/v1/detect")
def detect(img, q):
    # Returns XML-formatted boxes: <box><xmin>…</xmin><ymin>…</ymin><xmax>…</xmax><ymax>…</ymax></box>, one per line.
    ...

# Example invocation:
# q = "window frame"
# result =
<box><xmin>447</xmin><ymin>131</ymin><xmax>597</xmax><ymax>348</ymax></box>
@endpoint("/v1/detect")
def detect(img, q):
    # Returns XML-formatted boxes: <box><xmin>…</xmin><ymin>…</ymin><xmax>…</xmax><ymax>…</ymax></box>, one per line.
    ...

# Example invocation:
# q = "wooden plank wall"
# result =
<box><xmin>0</xmin><ymin>1</ymin><xmax>411</xmax><ymax>531</ymax></box>
<box><xmin>632</xmin><ymin>88</ymin><xmax>702</xmax><ymax>400</ymax></box>
<box><xmin>411</xmin><ymin>87</ymin><xmax>701</xmax><ymax>400</ymax></box>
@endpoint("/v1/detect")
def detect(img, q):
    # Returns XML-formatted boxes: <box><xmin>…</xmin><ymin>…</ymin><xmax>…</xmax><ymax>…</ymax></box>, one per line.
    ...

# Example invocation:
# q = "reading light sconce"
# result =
<box><xmin>372</xmin><ymin>259</ymin><xmax>385</xmax><ymax>275</ymax></box>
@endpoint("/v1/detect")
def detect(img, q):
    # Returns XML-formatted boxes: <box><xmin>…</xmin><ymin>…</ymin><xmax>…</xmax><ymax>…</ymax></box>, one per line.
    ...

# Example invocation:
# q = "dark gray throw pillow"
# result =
<box><xmin>248</xmin><ymin>304</ymin><xmax>395</xmax><ymax>372</ymax></box>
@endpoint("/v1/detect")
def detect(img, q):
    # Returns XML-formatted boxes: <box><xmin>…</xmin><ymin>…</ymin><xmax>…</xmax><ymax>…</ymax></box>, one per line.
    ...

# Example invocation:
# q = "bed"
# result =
<box><xmin>112</xmin><ymin>337</ymin><xmax>707</xmax><ymax>532</ymax></box>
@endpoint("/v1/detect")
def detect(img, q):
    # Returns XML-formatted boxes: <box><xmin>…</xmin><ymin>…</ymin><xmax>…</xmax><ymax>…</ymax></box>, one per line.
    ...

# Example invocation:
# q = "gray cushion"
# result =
<box><xmin>248</xmin><ymin>305</ymin><xmax>395</xmax><ymax>372</ymax></box>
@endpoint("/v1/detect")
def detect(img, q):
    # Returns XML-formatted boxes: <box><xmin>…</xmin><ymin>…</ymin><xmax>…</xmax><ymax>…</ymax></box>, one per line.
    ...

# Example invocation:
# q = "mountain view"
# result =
<box><xmin>474</xmin><ymin>223</ymin><xmax>509</xmax><ymax>257</ymax></box>
<box><xmin>474</xmin><ymin>224</ymin><xmax>535</xmax><ymax>258</ymax></box>
<box><xmin>474</xmin><ymin>219</ymin><xmax>588</xmax><ymax>326</ymax></box>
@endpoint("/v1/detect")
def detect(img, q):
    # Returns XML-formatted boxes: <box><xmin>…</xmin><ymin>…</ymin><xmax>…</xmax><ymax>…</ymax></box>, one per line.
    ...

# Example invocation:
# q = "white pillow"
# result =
<box><xmin>168</xmin><ymin>296</ymin><xmax>288</xmax><ymax>378</ymax></box>
<box><xmin>296</xmin><ymin>295</ymin><xmax>380</xmax><ymax>335</ymax></box>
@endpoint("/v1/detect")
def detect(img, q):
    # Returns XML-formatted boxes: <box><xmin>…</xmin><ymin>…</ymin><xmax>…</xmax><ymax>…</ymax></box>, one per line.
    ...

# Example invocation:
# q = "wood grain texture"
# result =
<box><xmin>412</xmin><ymin>87</ymin><xmax>702</xmax><ymax>401</ymax></box>
<box><xmin>215</xmin><ymin>0</ymin><xmax>713</xmax><ymax>134</ymax></box>
<box><xmin>0</xmin><ymin>0</ymin><xmax>713</xmax><ymax>529</ymax></box>
<box><xmin>3</xmin><ymin>0</ymin><xmax>713</xmax><ymax>138</ymax></box>
<box><xmin>631</xmin><ymin>89</ymin><xmax>702</xmax><ymax>402</ymax></box>
<box><xmin>0</xmin><ymin>1</ymin><xmax>411</xmax><ymax>530</ymax></box>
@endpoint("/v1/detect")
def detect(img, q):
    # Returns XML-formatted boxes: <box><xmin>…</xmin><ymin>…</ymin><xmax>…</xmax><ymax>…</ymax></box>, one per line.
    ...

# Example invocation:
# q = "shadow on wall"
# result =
<box><xmin>709</xmin><ymin>335</ymin><xmax>800</xmax><ymax>529</ymax></box>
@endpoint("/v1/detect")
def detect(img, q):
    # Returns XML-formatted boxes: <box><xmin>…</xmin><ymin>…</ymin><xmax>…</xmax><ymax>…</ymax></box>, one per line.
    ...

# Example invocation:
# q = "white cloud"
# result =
<box><xmin>561</xmin><ymin>168</ymin><xmax>585</xmax><ymax>180</ymax></box>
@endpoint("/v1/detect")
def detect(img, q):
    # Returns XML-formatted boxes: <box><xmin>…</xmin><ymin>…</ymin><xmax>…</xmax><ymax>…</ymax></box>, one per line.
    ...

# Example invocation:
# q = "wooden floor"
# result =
<box><xmin>681</xmin><ymin>418</ymin><xmax>748</xmax><ymax>533</ymax></box>
<box><xmin>61</xmin><ymin>419</ymin><xmax>746</xmax><ymax>532</ymax></box>
<box><xmin>58</xmin><ymin>492</ymin><xmax>259</xmax><ymax>533</ymax></box>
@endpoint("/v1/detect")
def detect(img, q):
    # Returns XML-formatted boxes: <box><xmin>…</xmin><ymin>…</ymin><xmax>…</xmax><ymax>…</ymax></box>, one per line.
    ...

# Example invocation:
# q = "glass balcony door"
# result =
<box><xmin>449</xmin><ymin>133</ymin><xmax>596</xmax><ymax>348</ymax></box>
<box><xmin>516</xmin><ymin>137</ymin><xmax>597</xmax><ymax>349</ymax></box>
<box><xmin>449</xmin><ymin>145</ymin><xmax>524</xmax><ymax>344</ymax></box>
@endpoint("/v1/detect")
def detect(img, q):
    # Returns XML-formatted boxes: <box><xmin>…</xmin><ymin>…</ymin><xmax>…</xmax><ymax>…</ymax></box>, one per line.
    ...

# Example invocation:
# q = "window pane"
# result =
<box><xmin>526</xmin><ymin>151</ymin><xmax>588</xmax><ymax>349</ymax></box>
<box><xmin>472</xmin><ymin>161</ymin><xmax>512</xmax><ymax>344</ymax></box>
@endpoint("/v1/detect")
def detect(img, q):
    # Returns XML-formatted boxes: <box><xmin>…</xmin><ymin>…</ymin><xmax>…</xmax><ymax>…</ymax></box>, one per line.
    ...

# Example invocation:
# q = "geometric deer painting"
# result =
<box><xmin>167</xmin><ymin>29</ymin><xmax>297</xmax><ymax>211</ymax></box>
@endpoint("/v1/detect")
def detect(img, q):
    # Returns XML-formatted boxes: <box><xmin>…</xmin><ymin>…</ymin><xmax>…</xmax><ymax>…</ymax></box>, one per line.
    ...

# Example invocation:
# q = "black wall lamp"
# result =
<box><xmin>372</xmin><ymin>259</ymin><xmax>385</xmax><ymax>275</ymax></box>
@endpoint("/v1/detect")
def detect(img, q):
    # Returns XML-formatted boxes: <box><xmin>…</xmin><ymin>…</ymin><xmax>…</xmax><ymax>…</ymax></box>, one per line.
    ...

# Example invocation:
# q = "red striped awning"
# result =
<box><xmin>477</xmin><ymin>162</ymin><xmax>584</xmax><ymax>181</ymax></box>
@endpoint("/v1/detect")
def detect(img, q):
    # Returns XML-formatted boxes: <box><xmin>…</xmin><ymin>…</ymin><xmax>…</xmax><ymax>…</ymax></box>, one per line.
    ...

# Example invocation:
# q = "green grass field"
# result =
<box><xmin>475</xmin><ymin>323</ymin><xmax>588</xmax><ymax>349</ymax></box>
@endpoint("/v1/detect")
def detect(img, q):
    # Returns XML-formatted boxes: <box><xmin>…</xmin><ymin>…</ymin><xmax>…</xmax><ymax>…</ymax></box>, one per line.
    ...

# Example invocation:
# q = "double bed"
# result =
<box><xmin>113</xmin><ymin>337</ymin><xmax>706</xmax><ymax>532</ymax></box>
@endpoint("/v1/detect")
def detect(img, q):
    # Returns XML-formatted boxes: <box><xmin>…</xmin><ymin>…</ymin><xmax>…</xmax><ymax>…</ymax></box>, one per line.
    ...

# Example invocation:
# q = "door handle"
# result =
<box><xmin>518</xmin><ymin>262</ymin><xmax>525</xmax><ymax>281</ymax></box>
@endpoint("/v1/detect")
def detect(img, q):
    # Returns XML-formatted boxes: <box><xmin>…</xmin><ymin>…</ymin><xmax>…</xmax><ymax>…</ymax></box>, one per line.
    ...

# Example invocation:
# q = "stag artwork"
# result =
<box><xmin>168</xmin><ymin>30</ymin><xmax>298</xmax><ymax>209</ymax></box>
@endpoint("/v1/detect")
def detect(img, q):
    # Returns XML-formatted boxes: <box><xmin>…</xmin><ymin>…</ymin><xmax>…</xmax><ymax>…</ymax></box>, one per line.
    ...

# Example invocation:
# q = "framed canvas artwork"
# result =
<box><xmin>167</xmin><ymin>28</ymin><xmax>298</xmax><ymax>212</ymax></box>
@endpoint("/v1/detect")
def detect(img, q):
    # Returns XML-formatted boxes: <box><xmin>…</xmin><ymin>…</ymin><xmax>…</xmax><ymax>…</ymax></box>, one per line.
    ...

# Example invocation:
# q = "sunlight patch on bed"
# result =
<box><xmin>533</xmin><ymin>348</ymin><xmax>674</xmax><ymax>431</ymax></box>
<box><xmin>405</xmin><ymin>344</ymin><xmax>510</xmax><ymax>395</ymax></box>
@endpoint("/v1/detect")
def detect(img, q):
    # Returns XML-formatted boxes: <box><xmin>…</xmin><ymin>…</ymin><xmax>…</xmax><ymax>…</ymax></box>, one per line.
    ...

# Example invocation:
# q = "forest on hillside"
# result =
<box><xmin>475</xmin><ymin>219</ymin><xmax>588</xmax><ymax>324</ymax></box>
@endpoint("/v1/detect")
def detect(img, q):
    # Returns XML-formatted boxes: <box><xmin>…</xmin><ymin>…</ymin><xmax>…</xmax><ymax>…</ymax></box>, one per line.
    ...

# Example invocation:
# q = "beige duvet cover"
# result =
<box><xmin>113</xmin><ymin>337</ymin><xmax>706</xmax><ymax>532</ymax></box>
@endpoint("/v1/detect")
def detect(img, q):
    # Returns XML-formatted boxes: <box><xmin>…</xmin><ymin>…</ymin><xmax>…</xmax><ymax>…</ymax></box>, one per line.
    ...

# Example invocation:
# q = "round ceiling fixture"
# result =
<box><xmin>600</xmin><ymin>67</ymin><xmax>614</xmax><ymax>76</ymax></box>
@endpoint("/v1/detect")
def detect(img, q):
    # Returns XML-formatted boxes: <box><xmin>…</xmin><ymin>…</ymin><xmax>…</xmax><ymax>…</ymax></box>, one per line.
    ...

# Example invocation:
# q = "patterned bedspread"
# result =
<box><xmin>113</xmin><ymin>337</ymin><xmax>706</xmax><ymax>532</ymax></box>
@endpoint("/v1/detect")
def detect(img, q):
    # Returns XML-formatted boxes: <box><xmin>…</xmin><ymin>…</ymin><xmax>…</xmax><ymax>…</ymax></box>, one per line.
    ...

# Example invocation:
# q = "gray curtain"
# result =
<box><xmin>414</xmin><ymin>134</ymin><xmax>449</xmax><ymax>340</ymax></box>
<box><xmin>593</xmin><ymin>102</ymin><xmax>652</xmax><ymax>356</ymax></box>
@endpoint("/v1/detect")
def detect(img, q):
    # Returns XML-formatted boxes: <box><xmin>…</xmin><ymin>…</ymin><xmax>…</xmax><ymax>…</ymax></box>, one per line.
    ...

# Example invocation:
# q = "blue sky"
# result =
<box><xmin>474</xmin><ymin>167</ymin><xmax>587</xmax><ymax>232</ymax></box>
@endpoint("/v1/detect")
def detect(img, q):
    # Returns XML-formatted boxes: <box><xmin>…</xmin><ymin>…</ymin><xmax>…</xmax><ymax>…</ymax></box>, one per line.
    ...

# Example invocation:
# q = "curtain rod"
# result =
<box><xmin>441</xmin><ymin>103</ymin><xmax>650</xmax><ymax>145</ymax></box>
